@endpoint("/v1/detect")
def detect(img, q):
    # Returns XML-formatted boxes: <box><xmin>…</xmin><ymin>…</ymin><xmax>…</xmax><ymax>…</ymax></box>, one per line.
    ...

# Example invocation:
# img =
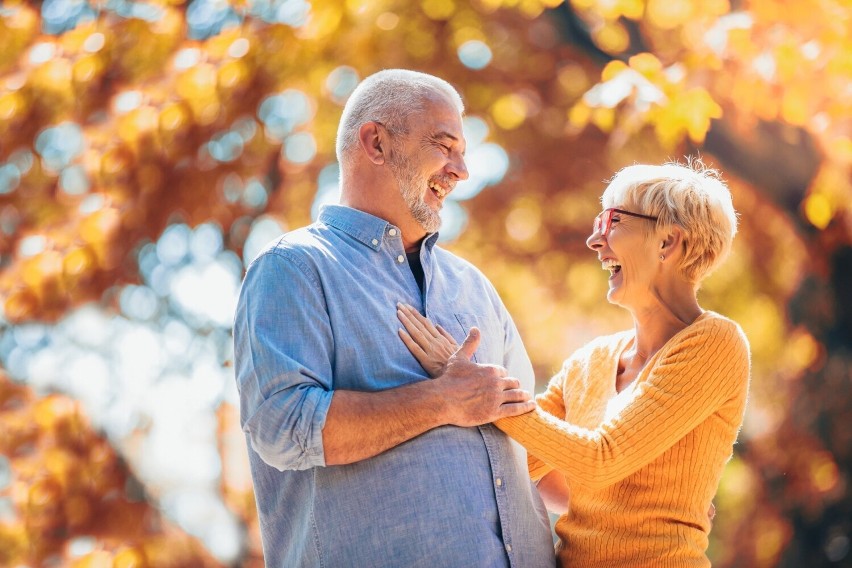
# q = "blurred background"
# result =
<box><xmin>0</xmin><ymin>0</ymin><xmax>849</xmax><ymax>566</ymax></box>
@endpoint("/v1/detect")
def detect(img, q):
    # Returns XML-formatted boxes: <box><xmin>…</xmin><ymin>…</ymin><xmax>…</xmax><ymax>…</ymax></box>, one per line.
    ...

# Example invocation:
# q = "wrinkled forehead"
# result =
<box><xmin>413</xmin><ymin>93</ymin><xmax>465</xmax><ymax>137</ymax></box>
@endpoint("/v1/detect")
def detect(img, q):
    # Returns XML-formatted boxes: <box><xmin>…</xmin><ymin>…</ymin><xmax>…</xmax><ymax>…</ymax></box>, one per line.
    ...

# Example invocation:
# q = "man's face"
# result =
<box><xmin>387</xmin><ymin>96</ymin><xmax>469</xmax><ymax>233</ymax></box>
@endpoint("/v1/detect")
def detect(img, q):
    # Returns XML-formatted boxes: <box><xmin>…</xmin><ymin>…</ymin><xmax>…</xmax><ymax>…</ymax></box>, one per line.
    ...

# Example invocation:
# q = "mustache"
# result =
<box><xmin>428</xmin><ymin>175</ymin><xmax>456</xmax><ymax>191</ymax></box>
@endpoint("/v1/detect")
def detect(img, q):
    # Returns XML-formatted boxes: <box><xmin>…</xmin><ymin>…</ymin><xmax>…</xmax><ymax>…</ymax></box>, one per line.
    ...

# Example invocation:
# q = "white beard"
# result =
<box><xmin>389</xmin><ymin>149</ymin><xmax>442</xmax><ymax>233</ymax></box>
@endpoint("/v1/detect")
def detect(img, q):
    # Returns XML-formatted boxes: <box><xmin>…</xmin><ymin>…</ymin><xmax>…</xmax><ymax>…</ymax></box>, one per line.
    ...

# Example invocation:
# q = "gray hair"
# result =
<box><xmin>335</xmin><ymin>69</ymin><xmax>464</xmax><ymax>165</ymax></box>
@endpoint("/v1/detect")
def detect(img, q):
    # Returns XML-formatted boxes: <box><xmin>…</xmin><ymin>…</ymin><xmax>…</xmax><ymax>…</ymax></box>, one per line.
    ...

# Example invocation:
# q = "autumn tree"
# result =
<box><xmin>0</xmin><ymin>0</ymin><xmax>848</xmax><ymax>566</ymax></box>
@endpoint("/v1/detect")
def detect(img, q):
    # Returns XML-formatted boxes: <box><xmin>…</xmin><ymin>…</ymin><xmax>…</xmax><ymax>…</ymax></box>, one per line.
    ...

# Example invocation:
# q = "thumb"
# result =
<box><xmin>454</xmin><ymin>327</ymin><xmax>480</xmax><ymax>361</ymax></box>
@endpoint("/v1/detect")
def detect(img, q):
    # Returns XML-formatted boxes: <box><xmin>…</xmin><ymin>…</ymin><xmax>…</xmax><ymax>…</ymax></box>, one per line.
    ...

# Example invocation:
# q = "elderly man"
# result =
<box><xmin>233</xmin><ymin>69</ymin><xmax>555</xmax><ymax>567</ymax></box>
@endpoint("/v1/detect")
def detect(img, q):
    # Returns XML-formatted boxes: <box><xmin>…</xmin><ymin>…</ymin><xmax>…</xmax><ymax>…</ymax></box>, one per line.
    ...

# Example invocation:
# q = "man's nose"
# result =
<box><xmin>448</xmin><ymin>154</ymin><xmax>469</xmax><ymax>181</ymax></box>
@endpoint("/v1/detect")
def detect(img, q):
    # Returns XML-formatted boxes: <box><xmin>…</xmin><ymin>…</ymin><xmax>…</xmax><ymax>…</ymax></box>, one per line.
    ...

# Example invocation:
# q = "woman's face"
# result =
<box><xmin>586</xmin><ymin>204</ymin><xmax>662</xmax><ymax>309</ymax></box>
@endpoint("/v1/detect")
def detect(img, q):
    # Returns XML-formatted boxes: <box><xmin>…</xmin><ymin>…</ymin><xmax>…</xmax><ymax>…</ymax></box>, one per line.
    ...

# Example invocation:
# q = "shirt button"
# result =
<box><xmin>397</xmin><ymin>255</ymin><xmax>405</xmax><ymax>263</ymax></box>
<box><xmin>506</xmin><ymin>544</ymin><xmax>512</xmax><ymax>553</ymax></box>
<box><xmin>388</xmin><ymin>228</ymin><xmax>397</xmax><ymax>236</ymax></box>
<box><xmin>495</xmin><ymin>478</ymin><xmax>503</xmax><ymax>487</ymax></box>
<box><xmin>371</xmin><ymin>239</ymin><xmax>378</xmax><ymax>246</ymax></box>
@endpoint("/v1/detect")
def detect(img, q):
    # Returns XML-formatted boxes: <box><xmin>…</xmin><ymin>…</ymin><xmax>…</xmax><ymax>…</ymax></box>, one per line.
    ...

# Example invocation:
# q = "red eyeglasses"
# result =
<box><xmin>593</xmin><ymin>208</ymin><xmax>659</xmax><ymax>237</ymax></box>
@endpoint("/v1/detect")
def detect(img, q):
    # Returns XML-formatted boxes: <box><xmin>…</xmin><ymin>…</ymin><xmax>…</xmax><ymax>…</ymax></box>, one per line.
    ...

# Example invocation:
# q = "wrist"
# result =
<box><xmin>421</xmin><ymin>374</ymin><xmax>453</xmax><ymax>426</ymax></box>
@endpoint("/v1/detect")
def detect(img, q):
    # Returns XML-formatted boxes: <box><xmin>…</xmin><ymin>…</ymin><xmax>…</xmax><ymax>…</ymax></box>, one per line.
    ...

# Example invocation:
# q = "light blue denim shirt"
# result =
<box><xmin>234</xmin><ymin>205</ymin><xmax>555</xmax><ymax>568</ymax></box>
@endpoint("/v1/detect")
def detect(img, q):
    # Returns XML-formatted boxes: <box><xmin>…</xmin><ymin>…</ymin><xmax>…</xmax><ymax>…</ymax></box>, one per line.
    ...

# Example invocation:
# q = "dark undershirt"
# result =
<box><xmin>407</xmin><ymin>251</ymin><xmax>424</xmax><ymax>294</ymax></box>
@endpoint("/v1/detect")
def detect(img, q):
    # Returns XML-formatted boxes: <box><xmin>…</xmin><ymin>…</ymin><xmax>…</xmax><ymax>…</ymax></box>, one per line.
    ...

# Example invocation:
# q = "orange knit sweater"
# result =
<box><xmin>496</xmin><ymin>311</ymin><xmax>750</xmax><ymax>568</ymax></box>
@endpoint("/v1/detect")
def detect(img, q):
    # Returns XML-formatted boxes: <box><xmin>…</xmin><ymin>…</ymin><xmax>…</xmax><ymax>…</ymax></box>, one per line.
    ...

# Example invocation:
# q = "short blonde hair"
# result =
<box><xmin>601</xmin><ymin>159</ymin><xmax>738</xmax><ymax>283</ymax></box>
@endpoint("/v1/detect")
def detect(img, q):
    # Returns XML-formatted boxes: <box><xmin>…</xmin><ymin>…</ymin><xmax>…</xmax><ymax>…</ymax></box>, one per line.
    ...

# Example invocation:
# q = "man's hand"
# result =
<box><xmin>434</xmin><ymin>328</ymin><xmax>535</xmax><ymax>427</ymax></box>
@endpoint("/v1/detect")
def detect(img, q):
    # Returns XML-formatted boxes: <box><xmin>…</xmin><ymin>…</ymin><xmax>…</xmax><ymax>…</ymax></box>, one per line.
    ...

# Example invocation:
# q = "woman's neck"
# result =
<box><xmin>629</xmin><ymin>293</ymin><xmax>703</xmax><ymax>362</ymax></box>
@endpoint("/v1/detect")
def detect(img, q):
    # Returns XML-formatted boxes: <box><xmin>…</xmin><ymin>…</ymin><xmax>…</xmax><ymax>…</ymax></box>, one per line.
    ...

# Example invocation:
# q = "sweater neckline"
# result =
<box><xmin>608</xmin><ymin>311</ymin><xmax>715</xmax><ymax>396</ymax></box>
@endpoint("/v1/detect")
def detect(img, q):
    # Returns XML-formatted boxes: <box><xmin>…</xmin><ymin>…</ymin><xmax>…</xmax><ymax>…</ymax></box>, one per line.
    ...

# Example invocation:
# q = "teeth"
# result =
<box><xmin>602</xmin><ymin>259</ymin><xmax>621</xmax><ymax>273</ymax></box>
<box><xmin>429</xmin><ymin>182</ymin><xmax>447</xmax><ymax>198</ymax></box>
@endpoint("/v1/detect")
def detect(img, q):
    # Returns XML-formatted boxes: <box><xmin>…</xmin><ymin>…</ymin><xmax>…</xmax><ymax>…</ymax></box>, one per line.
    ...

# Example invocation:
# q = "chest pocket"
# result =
<box><xmin>451</xmin><ymin>313</ymin><xmax>504</xmax><ymax>366</ymax></box>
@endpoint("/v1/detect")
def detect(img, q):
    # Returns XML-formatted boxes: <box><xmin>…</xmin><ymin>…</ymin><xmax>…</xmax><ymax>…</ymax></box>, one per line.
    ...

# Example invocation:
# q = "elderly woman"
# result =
<box><xmin>397</xmin><ymin>161</ymin><xmax>751</xmax><ymax>567</ymax></box>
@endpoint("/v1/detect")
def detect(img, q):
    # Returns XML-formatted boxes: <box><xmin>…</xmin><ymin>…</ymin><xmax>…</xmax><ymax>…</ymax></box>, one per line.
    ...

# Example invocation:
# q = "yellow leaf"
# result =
<box><xmin>593</xmin><ymin>21</ymin><xmax>630</xmax><ymax>53</ymax></box>
<box><xmin>628</xmin><ymin>52</ymin><xmax>663</xmax><ymax>75</ymax></box>
<box><xmin>780</xmin><ymin>87</ymin><xmax>809</xmax><ymax>126</ymax></box>
<box><xmin>646</xmin><ymin>0</ymin><xmax>693</xmax><ymax>29</ymax></box>
<box><xmin>568</xmin><ymin>102</ymin><xmax>591</xmax><ymax>127</ymax></box>
<box><xmin>590</xmin><ymin>106</ymin><xmax>615</xmax><ymax>132</ymax></box>
<box><xmin>618</xmin><ymin>0</ymin><xmax>644</xmax><ymax>20</ymax></box>
<box><xmin>601</xmin><ymin>60</ymin><xmax>629</xmax><ymax>82</ymax></box>
<box><xmin>803</xmin><ymin>193</ymin><xmax>832</xmax><ymax>229</ymax></box>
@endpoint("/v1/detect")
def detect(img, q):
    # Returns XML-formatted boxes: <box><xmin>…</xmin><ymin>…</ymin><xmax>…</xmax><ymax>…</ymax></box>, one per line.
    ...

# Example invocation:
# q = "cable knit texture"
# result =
<box><xmin>496</xmin><ymin>311</ymin><xmax>751</xmax><ymax>568</ymax></box>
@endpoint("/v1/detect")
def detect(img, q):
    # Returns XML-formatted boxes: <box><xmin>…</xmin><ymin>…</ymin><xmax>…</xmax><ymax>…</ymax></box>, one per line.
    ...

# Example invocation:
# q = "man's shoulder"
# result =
<box><xmin>432</xmin><ymin>246</ymin><xmax>491</xmax><ymax>282</ymax></box>
<box><xmin>250</xmin><ymin>223</ymin><xmax>331</xmax><ymax>266</ymax></box>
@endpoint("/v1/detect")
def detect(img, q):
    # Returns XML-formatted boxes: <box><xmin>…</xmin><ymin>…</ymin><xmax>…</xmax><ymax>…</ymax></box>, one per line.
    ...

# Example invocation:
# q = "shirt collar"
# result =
<box><xmin>319</xmin><ymin>205</ymin><xmax>440</xmax><ymax>252</ymax></box>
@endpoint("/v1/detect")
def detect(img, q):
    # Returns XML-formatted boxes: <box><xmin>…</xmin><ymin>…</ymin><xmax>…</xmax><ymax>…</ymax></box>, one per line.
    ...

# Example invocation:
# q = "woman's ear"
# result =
<box><xmin>660</xmin><ymin>226</ymin><xmax>684</xmax><ymax>260</ymax></box>
<box><xmin>358</xmin><ymin>121</ymin><xmax>387</xmax><ymax>165</ymax></box>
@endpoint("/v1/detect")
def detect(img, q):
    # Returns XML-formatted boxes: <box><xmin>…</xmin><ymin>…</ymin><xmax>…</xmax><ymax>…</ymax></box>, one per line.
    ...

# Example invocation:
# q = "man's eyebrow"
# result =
<box><xmin>429</xmin><ymin>131</ymin><xmax>459</xmax><ymax>142</ymax></box>
<box><xmin>429</xmin><ymin>131</ymin><xmax>466</xmax><ymax>154</ymax></box>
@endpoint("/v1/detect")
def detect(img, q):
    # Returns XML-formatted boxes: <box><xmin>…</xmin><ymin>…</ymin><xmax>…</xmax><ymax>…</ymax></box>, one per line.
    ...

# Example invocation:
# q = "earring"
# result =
<box><xmin>659</xmin><ymin>255</ymin><xmax>665</xmax><ymax>261</ymax></box>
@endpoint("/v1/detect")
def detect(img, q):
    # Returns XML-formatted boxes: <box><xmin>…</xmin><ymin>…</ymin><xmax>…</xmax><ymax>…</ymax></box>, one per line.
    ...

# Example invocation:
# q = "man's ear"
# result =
<box><xmin>358</xmin><ymin>122</ymin><xmax>387</xmax><ymax>165</ymax></box>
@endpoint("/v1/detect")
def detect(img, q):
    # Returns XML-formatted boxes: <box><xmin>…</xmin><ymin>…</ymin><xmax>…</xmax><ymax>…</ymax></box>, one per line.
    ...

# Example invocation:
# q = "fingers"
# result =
<box><xmin>501</xmin><ymin>388</ymin><xmax>532</xmax><ymax>403</ymax></box>
<box><xmin>436</xmin><ymin>324</ymin><xmax>460</xmax><ymax>349</ymax></box>
<box><xmin>498</xmin><ymin>400</ymin><xmax>537</xmax><ymax>417</ymax></box>
<box><xmin>455</xmin><ymin>327</ymin><xmax>480</xmax><ymax>360</ymax></box>
<box><xmin>408</xmin><ymin>304</ymin><xmax>442</xmax><ymax>339</ymax></box>
<box><xmin>398</xmin><ymin>329</ymin><xmax>429</xmax><ymax>363</ymax></box>
<box><xmin>397</xmin><ymin>303</ymin><xmax>440</xmax><ymax>339</ymax></box>
<box><xmin>397</xmin><ymin>307</ymin><xmax>429</xmax><ymax>345</ymax></box>
<box><xmin>500</xmin><ymin>376</ymin><xmax>519</xmax><ymax>389</ymax></box>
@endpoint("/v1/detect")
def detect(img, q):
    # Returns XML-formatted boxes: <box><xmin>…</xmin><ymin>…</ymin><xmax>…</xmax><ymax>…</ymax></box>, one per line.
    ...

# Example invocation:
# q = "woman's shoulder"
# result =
<box><xmin>683</xmin><ymin>311</ymin><xmax>750</xmax><ymax>351</ymax></box>
<box><xmin>556</xmin><ymin>330</ymin><xmax>633</xmax><ymax>381</ymax></box>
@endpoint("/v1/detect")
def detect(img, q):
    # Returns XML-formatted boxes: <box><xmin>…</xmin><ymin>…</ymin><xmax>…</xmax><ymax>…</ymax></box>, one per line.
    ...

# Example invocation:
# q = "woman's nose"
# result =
<box><xmin>587</xmin><ymin>229</ymin><xmax>604</xmax><ymax>251</ymax></box>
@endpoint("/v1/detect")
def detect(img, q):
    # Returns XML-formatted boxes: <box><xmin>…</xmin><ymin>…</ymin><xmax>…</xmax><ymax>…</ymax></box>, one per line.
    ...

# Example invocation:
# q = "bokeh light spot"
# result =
<box><xmin>421</xmin><ymin>0</ymin><xmax>455</xmax><ymax>20</ymax></box>
<box><xmin>0</xmin><ymin>164</ymin><xmax>22</xmax><ymax>195</ymax></box>
<box><xmin>35</xmin><ymin>122</ymin><xmax>85</xmax><ymax>171</ymax></box>
<box><xmin>491</xmin><ymin>94</ymin><xmax>528</xmax><ymax>130</ymax></box>
<box><xmin>376</xmin><ymin>11</ymin><xmax>399</xmax><ymax>30</ymax></box>
<box><xmin>174</xmin><ymin>47</ymin><xmax>202</xmax><ymax>70</ymax></box>
<box><xmin>19</xmin><ymin>235</ymin><xmax>47</xmax><ymax>258</ymax></box>
<box><xmin>114</xmin><ymin>90</ymin><xmax>143</xmax><ymax>114</ymax></box>
<box><xmin>259</xmin><ymin>90</ymin><xmax>312</xmax><ymax>140</ymax></box>
<box><xmin>186</xmin><ymin>0</ymin><xmax>239</xmax><ymax>40</ymax></box>
<box><xmin>326</xmin><ymin>66</ymin><xmax>360</xmax><ymax>104</ymax></box>
<box><xmin>241</xmin><ymin>179</ymin><xmax>269</xmax><ymax>210</ymax></box>
<box><xmin>284</xmin><ymin>132</ymin><xmax>317</xmax><ymax>164</ymax></box>
<box><xmin>243</xmin><ymin>216</ymin><xmax>285</xmax><ymax>267</ymax></box>
<box><xmin>208</xmin><ymin>131</ymin><xmax>244</xmax><ymax>162</ymax></box>
<box><xmin>120</xmin><ymin>285</ymin><xmax>160</xmax><ymax>321</ymax></box>
<box><xmin>41</xmin><ymin>0</ymin><xmax>95</xmax><ymax>34</ymax></box>
<box><xmin>458</xmin><ymin>40</ymin><xmax>492</xmax><ymax>70</ymax></box>
<box><xmin>156</xmin><ymin>224</ymin><xmax>191</xmax><ymax>267</ymax></box>
<box><xmin>228</xmin><ymin>37</ymin><xmax>250</xmax><ymax>58</ymax></box>
<box><xmin>83</xmin><ymin>32</ymin><xmax>105</xmax><ymax>53</ymax></box>
<box><xmin>59</xmin><ymin>164</ymin><xmax>90</xmax><ymax>195</ymax></box>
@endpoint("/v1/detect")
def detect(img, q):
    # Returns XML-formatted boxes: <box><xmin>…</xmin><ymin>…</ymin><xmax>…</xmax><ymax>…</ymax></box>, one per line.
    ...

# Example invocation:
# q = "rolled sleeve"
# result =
<box><xmin>234</xmin><ymin>249</ymin><xmax>334</xmax><ymax>471</ymax></box>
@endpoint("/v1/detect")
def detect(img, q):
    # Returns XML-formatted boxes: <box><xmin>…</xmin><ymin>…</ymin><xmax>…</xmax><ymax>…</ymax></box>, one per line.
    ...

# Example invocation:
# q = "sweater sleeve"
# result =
<box><xmin>496</xmin><ymin>317</ymin><xmax>750</xmax><ymax>490</ymax></box>
<box><xmin>526</xmin><ymin>361</ymin><xmax>570</xmax><ymax>481</ymax></box>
